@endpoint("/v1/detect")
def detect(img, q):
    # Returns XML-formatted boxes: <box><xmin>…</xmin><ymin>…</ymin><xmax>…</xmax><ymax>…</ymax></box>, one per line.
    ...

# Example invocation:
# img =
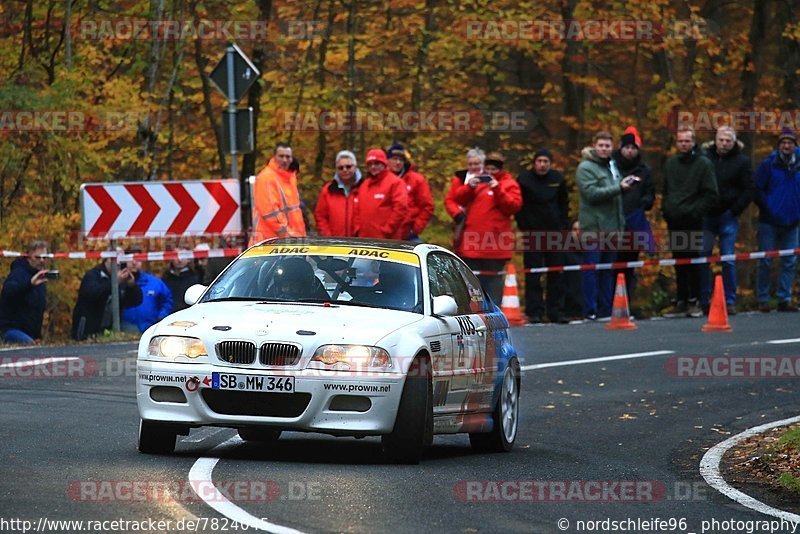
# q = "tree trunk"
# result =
<box><xmin>345</xmin><ymin>0</ymin><xmax>357</xmax><ymax>150</ymax></box>
<box><xmin>194</xmin><ymin>38</ymin><xmax>226</xmax><ymax>177</ymax></box>
<box><xmin>560</xmin><ymin>0</ymin><xmax>585</xmax><ymax>154</ymax></box>
<box><xmin>739</xmin><ymin>0</ymin><xmax>768</xmax><ymax>158</ymax></box>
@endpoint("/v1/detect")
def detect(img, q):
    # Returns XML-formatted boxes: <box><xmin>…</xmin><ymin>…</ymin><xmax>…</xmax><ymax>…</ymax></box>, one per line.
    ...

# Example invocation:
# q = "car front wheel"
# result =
<box><xmin>382</xmin><ymin>356</ymin><xmax>432</xmax><ymax>464</ymax></box>
<box><xmin>138</xmin><ymin>419</ymin><xmax>177</xmax><ymax>454</ymax></box>
<box><xmin>469</xmin><ymin>360</ymin><xmax>519</xmax><ymax>453</ymax></box>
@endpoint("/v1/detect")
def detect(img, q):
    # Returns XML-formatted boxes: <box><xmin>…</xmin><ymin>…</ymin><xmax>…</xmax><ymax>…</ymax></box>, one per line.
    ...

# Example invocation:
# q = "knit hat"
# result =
<box><xmin>484</xmin><ymin>151</ymin><xmax>505</xmax><ymax>168</ymax></box>
<box><xmin>386</xmin><ymin>143</ymin><xmax>410</xmax><ymax>160</ymax></box>
<box><xmin>365</xmin><ymin>148</ymin><xmax>388</xmax><ymax>165</ymax></box>
<box><xmin>778</xmin><ymin>128</ymin><xmax>797</xmax><ymax>146</ymax></box>
<box><xmin>620</xmin><ymin>126</ymin><xmax>642</xmax><ymax>149</ymax></box>
<box><xmin>533</xmin><ymin>148</ymin><xmax>553</xmax><ymax>162</ymax></box>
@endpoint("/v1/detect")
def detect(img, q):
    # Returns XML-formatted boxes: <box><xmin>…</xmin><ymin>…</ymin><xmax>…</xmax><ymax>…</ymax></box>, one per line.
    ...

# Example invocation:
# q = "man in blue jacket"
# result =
<box><xmin>122</xmin><ymin>254</ymin><xmax>173</xmax><ymax>332</ymax></box>
<box><xmin>0</xmin><ymin>241</ymin><xmax>50</xmax><ymax>343</ymax></box>
<box><xmin>755</xmin><ymin>128</ymin><xmax>800</xmax><ymax>312</ymax></box>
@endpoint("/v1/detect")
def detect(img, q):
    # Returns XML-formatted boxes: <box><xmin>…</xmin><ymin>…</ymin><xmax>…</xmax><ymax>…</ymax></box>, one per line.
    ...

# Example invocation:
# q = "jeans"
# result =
<box><xmin>756</xmin><ymin>222</ymin><xmax>799</xmax><ymax>303</ymax></box>
<box><xmin>1</xmin><ymin>328</ymin><xmax>35</xmax><ymax>344</ymax></box>
<box><xmin>582</xmin><ymin>250</ymin><xmax>616</xmax><ymax>317</ymax></box>
<box><xmin>700</xmin><ymin>211</ymin><xmax>739</xmax><ymax>305</ymax></box>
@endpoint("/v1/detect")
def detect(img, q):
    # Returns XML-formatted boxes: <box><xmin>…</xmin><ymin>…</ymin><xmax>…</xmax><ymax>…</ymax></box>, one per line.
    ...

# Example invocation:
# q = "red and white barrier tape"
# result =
<box><xmin>0</xmin><ymin>248</ymin><xmax>242</xmax><ymax>261</ymax></box>
<box><xmin>471</xmin><ymin>247</ymin><xmax>800</xmax><ymax>276</ymax></box>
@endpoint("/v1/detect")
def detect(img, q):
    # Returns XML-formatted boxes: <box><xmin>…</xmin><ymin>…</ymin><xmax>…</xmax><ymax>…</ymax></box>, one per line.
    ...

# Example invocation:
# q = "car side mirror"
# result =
<box><xmin>432</xmin><ymin>295</ymin><xmax>458</xmax><ymax>316</ymax></box>
<box><xmin>184</xmin><ymin>284</ymin><xmax>207</xmax><ymax>306</ymax></box>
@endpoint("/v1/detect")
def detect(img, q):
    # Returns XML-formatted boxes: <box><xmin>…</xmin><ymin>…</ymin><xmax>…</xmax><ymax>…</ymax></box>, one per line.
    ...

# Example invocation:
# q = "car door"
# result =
<box><xmin>426</xmin><ymin>253</ymin><xmax>484</xmax><ymax>419</ymax></box>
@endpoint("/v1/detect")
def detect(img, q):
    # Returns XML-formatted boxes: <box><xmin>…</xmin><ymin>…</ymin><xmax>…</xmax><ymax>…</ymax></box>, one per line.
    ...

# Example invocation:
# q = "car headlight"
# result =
<box><xmin>309</xmin><ymin>345</ymin><xmax>392</xmax><ymax>371</ymax></box>
<box><xmin>147</xmin><ymin>336</ymin><xmax>207</xmax><ymax>360</ymax></box>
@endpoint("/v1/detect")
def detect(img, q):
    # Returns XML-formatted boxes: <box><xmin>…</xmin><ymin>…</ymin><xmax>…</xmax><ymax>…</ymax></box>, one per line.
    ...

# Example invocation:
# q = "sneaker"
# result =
<box><xmin>686</xmin><ymin>302</ymin><xmax>703</xmax><ymax>318</ymax></box>
<box><xmin>527</xmin><ymin>315</ymin><xmax>543</xmax><ymax>324</ymax></box>
<box><xmin>778</xmin><ymin>301</ymin><xmax>799</xmax><ymax>312</ymax></box>
<box><xmin>585</xmin><ymin>313</ymin><xmax>598</xmax><ymax>321</ymax></box>
<box><xmin>663</xmin><ymin>300</ymin><xmax>687</xmax><ymax>317</ymax></box>
<box><xmin>726</xmin><ymin>303</ymin><xmax>737</xmax><ymax>316</ymax></box>
<box><xmin>597</xmin><ymin>315</ymin><xmax>612</xmax><ymax>322</ymax></box>
<box><xmin>758</xmin><ymin>302</ymin><xmax>771</xmax><ymax>313</ymax></box>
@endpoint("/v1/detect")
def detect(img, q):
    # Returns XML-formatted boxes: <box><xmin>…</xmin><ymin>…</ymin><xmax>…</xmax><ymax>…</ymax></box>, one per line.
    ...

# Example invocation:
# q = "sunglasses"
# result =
<box><xmin>337</xmin><ymin>164</ymin><xmax>354</xmax><ymax>170</ymax></box>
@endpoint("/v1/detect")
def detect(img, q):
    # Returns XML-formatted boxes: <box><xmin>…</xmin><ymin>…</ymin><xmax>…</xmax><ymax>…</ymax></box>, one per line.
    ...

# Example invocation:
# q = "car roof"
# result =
<box><xmin>253</xmin><ymin>237</ymin><xmax>419</xmax><ymax>252</ymax></box>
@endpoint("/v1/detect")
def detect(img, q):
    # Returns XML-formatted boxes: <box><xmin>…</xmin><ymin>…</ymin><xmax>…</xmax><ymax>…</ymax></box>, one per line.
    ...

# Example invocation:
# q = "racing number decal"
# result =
<box><xmin>455</xmin><ymin>315</ymin><xmax>476</xmax><ymax>335</ymax></box>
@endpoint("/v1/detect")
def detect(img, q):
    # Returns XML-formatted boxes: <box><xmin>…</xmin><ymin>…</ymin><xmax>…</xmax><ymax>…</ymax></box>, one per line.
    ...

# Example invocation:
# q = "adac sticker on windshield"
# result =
<box><xmin>244</xmin><ymin>245</ymin><xmax>420</xmax><ymax>266</ymax></box>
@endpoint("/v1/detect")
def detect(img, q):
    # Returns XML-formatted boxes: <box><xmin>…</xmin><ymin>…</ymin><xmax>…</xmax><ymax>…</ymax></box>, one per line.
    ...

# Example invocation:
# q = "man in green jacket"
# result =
<box><xmin>577</xmin><ymin>131</ymin><xmax>638</xmax><ymax>320</ymax></box>
<box><xmin>663</xmin><ymin>127</ymin><xmax>719</xmax><ymax>318</ymax></box>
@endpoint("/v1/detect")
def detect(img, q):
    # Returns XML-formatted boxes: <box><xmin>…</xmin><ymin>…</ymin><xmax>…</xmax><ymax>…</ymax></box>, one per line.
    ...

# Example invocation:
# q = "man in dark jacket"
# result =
<box><xmin>162</xmin><ymin>250</ymin><xmax>201</xmax><ymax>313</ymax></box>
<box><xmin>71</xmin><ymin>259</ymin><xmax>143</xmax><ymax>341</ymax></box>
<box><xmin>612</xmin><ymin>127</ymin><xmax>655</xmax><ymax>304</ymax></box>
<box><xmin>755</xmin><ymin>128</ymin><xmax>800</xmax><ymax>312</ymax></box>
<box><xmin>0</xmin><ymin>241</ymin><xmax>50</xmax><ymax>343</ymax></box>
<box><xmin>662</xmin><ymin>127</ymin><xmax>719</xmax><ymax>318</ymax></box>
<box><xmin>700</xmin><ymin>126</ymin><xmax>754</xmax><ymax>315</ymax></box>
<box><xmin>515</xmin><ymin>148</ymin><xmax>569</xmax><ymax>323</ymax></box>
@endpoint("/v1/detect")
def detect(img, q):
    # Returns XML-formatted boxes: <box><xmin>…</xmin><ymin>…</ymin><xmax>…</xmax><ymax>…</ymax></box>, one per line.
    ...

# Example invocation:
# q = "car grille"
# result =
<box><xmin>201</xmin><ymin>390</ymin><xmax>311</xmax><ymax>417</ymax></box>
<box><xmin>259</xmin><ymin>343</ymin><xmax>301</xmax><ymax>366</ymax></box>
<box><xmin>216</xmin><ymin>341</ymin><xmax>257</xmax><ymax>364</ymax></box>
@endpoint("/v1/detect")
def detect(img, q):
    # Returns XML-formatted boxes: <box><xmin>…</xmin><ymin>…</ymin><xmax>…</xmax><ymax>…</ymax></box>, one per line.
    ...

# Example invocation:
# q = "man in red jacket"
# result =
<box><xmin>315</xmin><ymin>150</ymin><xmax>362</xmax><ymax>237</ymax></box>
<box><xmin>355</xmin><ymin>149</ymin><xmax>408</xmax><ymax>239</ymax></box>
<box><xmin>452</xmin><ymin>151</ymin><xmax>522</xmax><ymax>305</ymax></box>
<box><xmin>386</xmin><ymin>143</ymin><xmax>434</xmax><ymax>242</ymax></box>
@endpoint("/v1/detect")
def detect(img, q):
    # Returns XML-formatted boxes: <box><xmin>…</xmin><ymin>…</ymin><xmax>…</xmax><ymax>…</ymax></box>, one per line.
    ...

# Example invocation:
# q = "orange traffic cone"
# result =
<box><xmin>606</xmin><ymin>273</ymin><xmax>637</xmax><ymax>330</ymax></box>
<box><xmin>500</xmin><ymin>263</ymin><xmax>526</xmax><ymax>327</ymax></box>
<box><xmin>702</xmin><ymin>275</ymin><xmax>732</xmax><ymax>332</ymax></box>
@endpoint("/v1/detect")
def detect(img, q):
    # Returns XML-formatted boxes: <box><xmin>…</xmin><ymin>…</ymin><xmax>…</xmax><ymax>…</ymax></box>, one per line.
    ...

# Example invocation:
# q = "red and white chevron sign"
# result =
<box><xmin>80</xmin><ymin>180</ymin><xmax>241</xmax><ymax>239</ymax></box>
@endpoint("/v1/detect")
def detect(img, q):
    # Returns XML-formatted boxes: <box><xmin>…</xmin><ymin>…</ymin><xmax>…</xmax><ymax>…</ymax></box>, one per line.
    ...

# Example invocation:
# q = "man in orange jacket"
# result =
<box><xmin>250</xmin><ymin>143</ymin><xmax>307</xmax><ymax>245</ymax></box>
<box><xmin>355</xmin><ymin>149</ymin><xmax>408</xmax><ymax>239</ymax></box>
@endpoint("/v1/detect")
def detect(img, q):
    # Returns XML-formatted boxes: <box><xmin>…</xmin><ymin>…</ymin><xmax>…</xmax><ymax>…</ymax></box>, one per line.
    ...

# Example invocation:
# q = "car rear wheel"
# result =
<box><xmin>469</xmin><ymin>360</ymin><xmax>519</xmax><ymax>453</ymax></box>
<box><xmin>138</xmin><ymin>419</ymin><xmax>177</xmax><ymax>454</ymax></box>
<box><xmin>238</xmin><ymin>427</ymin><xmax>282</xmax><ymax>442</ymax></box>
<box><xmin>382</xmin><ymin>356</ymin><xmax>432</xmax><ymax>464</ymax></box>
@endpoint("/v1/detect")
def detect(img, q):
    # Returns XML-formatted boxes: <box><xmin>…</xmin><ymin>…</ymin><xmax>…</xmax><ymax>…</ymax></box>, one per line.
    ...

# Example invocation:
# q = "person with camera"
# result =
<box><xmin>0</xmin><ymin>240</ymin><xmax>54</xmax><ymax>344</ymax></box>
<box><xmin>451</xmin><ymin>151</ymin><xmax>522</xmax><ymax>305</ymax></box>
<box><xmin>445</xmin><ymin>147</ymin><xmax>486</xmax><ymax>255</ymax></box>
<box><xmin>71</xmin><ymin>258</ymin><xmax>143</xmax><ymax>341</ymax></box>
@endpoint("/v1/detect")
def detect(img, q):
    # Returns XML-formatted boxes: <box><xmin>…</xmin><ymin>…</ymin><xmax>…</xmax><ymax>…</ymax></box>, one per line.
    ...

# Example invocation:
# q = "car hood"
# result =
<box><xmin>153</xmin><ymin>301</ymin><xmax>425</xmax><ymax>347</ymax></box>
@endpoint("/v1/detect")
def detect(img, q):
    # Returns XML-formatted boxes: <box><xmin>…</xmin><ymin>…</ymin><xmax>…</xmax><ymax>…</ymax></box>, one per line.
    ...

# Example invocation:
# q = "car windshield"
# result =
<box><xmin>200</xmin><ymin>247</ymin><xmax>424</xmax><ymax>314</ymax></box>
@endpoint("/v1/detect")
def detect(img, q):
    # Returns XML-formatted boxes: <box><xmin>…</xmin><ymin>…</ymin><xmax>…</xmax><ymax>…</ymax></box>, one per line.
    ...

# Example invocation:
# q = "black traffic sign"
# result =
<box><xmin>209</xmin><ymin>44</ymin><xmax>260</xmax><ymax>103</ymax></box>
<box><xmin>222</xmin><ymin>107</ymin><xmax>254</xmax><ymax>154</ymax></box>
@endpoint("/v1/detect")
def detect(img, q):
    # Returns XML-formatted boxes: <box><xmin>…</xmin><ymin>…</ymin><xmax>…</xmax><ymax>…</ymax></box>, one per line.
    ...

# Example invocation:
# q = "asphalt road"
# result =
<box><xmin>2</xmin><ymin>313</ymin><xmax>800</xmax><ymax>534</ymax></box>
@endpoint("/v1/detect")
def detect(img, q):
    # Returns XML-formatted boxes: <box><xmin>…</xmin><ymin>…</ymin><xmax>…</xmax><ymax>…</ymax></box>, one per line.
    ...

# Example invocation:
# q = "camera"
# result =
<box><xmin>119</xmin><ymin>262</ymin><xmax>127</xmax><ymax>269</ymax></box>
<box><xmin>477</xmin><ymin>174</ymin><xmax>493</xmax><ymax>183</ymax></box>
<box><xmin>44</xmin><ymin>270</ymin><xmax>60</xmax><ymax>280</ymax></box>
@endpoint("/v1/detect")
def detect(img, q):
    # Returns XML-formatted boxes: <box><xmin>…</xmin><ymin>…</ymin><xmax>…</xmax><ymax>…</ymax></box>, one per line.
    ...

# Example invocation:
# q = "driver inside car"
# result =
<box><xmin>269</xmin><ymin>257</ymin><xmax>330</xmax><ymax>301</ymax></box>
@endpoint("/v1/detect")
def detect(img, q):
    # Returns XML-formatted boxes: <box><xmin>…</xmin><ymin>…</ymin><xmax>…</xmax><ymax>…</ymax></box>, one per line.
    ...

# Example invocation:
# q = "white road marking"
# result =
<box><xmin>700</xmin><ymin>415</ymin><xmax>800</xmax><ymax>523</ymax></box>
<box><xmin>181</xmin><ymin>427</ymin><xmax>225</xmax><ymax>443</ymax></box>
<box><xmin>0</xmin><ymin>356</ymin><xmax>79</xmax><ymax>368</ymax></box>
<box><xmin>766</xmin><ymin>338</ymin><xmax>800</xmax><ymax>345</ymax></box>
<box><xmin>520</xmin><ymin>350</ymin><xmax>674</xmax><ymax>371</ymax></box>
<box><xmin>188</xmin><ymin>436</ymin><xmax>306</xmax><ymax>534</ymax></box>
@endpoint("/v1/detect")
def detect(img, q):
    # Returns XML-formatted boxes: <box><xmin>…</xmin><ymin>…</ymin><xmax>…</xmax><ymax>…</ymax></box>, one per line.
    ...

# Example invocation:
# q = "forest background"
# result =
<box><xmin>1</xmin><ymin>0</ymin><xmax>798</xmax><ymax>339</ymax></box>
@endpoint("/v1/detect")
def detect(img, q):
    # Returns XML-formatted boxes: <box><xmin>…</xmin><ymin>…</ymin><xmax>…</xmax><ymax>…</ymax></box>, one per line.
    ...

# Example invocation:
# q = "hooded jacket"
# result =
<box><xmin>315</xmin><ymin>169</ymin><xmax>363</xmax><ymax>237</ymax></box>
<box><xmin>71</xmin><ymin>263</ymin><xmax>143</xmax><ymax>341</ymax></box>
<box><xmin>0</xmin><ymin>258</ymin><xmax>46</xmax><ymax>339</ymax></box>
<box><xmin>663</xmin><ymin>145</ymin><xmax>719</xmax><ymax>223</ymax></box>
<box><xmin>576</xmin><ymin>147</ymin><xmax>625</xmax><ymax>232</ymax></box>
<box><xmin>354</xmin><ymin>168</ymin><xmax>408</xmax><ymax>239</ymax></box>
<box><xmin>122</xmin><ymin>271</ymin><xmax>173</xmax><ymax>333</ymax></box>
<box><xmin>515</xmin><ymin>167</ymin><xmax>569</xmax><ymax>231</ymax></box>
<box><xmin>250</xmin><ymin>157</ymin><xmax>307</xmax><ymax>244</ymax></box>
<box><xmin>702</xmin><ymin>140</ymin><xmax>755</xmax><ymax>217</ymax></box>
<box><xmin>397</xmin><ymin>164</ymin><xmax>434</xmax><ymax>238</ymax></box>
<box><xmin>612</xmin><ymin>149</ymin><xmax>655</xmax><ymax>216</ymax></box>
<box><xmin>755</xmin><ymin>147</ymin><xmax>800</xmax><ymax>226</ymax></box>
<box><xmin>452</xmin><ymin>169</ymin><xmax>523</xmax><ymax>259</ymax></box>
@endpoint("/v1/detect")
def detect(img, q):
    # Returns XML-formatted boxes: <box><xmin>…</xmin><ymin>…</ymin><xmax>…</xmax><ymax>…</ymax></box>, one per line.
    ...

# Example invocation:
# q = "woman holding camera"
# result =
<box><xmin>449</xmin><ymin>150</ymin><xmax>522</xmax><ymax>305</ymax></box>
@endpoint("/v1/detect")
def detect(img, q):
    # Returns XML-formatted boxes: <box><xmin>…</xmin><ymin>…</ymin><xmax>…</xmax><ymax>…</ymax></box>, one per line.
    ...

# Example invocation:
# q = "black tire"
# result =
<box><xmin>138</xmin><ymin>419</ymin><xmax>177</xmax><ymax>455</ymax></box>
<box><xmin>469</xmin><ymin>360</ymin><xmax>519</xmax><ymax>453</ymax></box>
<box><xmin>238</xmin><ymin>427</ymin><xmax>282</xmax><ymax>442</ymax></box>
<box><xmin>382</xmin><ymin>356</ymin><xmax>432</xmax><ymax>464</ymax></box>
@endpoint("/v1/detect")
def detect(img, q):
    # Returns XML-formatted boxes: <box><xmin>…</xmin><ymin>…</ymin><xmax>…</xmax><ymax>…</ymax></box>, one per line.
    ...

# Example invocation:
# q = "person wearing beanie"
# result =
<box><xmin>698</xmin><ymin>126</ymin><xmax>754</xmax><ymax>315</ymax></box>
<box><xmin>386</xmin><ymin>143</ymin><xmax>434</xmax><ymax>242</ymax></box>
<box><xmin>662</xmin><ymin>127</ymin><xmax>718</xmax><ymax>318</ymax></box>
<box><xmin>515</xmin><ymin>148</ymin><xmax>569</xmax><ymax>323</ymax></box>
<box><xmin>754</xmin><ymin>128</ymin><xmax>800</xmax><ymax>312</ymax></box>
<box><xmin>451</xmin><ymin>149</ymin><xmax>522</xmax><ymax>305</ymax></box>
<box><xmin>577</xmin><ymin>131</ymin><xmax>639</xmax><ymax>320</ymax></box>
<box><xmin>315</xmin><ymin>150</ymin><xmax>363</xmax><ymax>237</ymax></box>
<box><xmin>611</xmin><ymin>126</ymin><xmax>655</xmax><ymax>308</ymax></box>
<box><xmin>354</xmin><ymin>148</ymin><xmax>408</xmax><ymax>239</ymax></box>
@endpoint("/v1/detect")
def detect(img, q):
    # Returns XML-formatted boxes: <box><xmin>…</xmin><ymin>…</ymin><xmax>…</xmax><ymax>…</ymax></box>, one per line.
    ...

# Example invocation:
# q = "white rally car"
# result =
<box><xmin>136</xmin><ymin>238</ymin><xmax>520</xmax><ymax>463</ymax></box>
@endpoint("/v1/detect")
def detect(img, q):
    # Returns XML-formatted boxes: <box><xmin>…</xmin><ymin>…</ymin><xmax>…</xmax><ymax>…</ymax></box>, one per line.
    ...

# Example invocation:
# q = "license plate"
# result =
<box><xmin>211</xmin><ymin>372</ymin><xmax>295</xmax><ymax>393</ymax></box>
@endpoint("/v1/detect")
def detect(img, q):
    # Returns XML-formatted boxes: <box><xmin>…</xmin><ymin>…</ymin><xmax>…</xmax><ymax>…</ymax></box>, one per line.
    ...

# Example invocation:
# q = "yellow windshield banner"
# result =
<box><xmin>243</xmin><ymin>245</ymin><xmax>420</xmax><ymax>266</ymax></box>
